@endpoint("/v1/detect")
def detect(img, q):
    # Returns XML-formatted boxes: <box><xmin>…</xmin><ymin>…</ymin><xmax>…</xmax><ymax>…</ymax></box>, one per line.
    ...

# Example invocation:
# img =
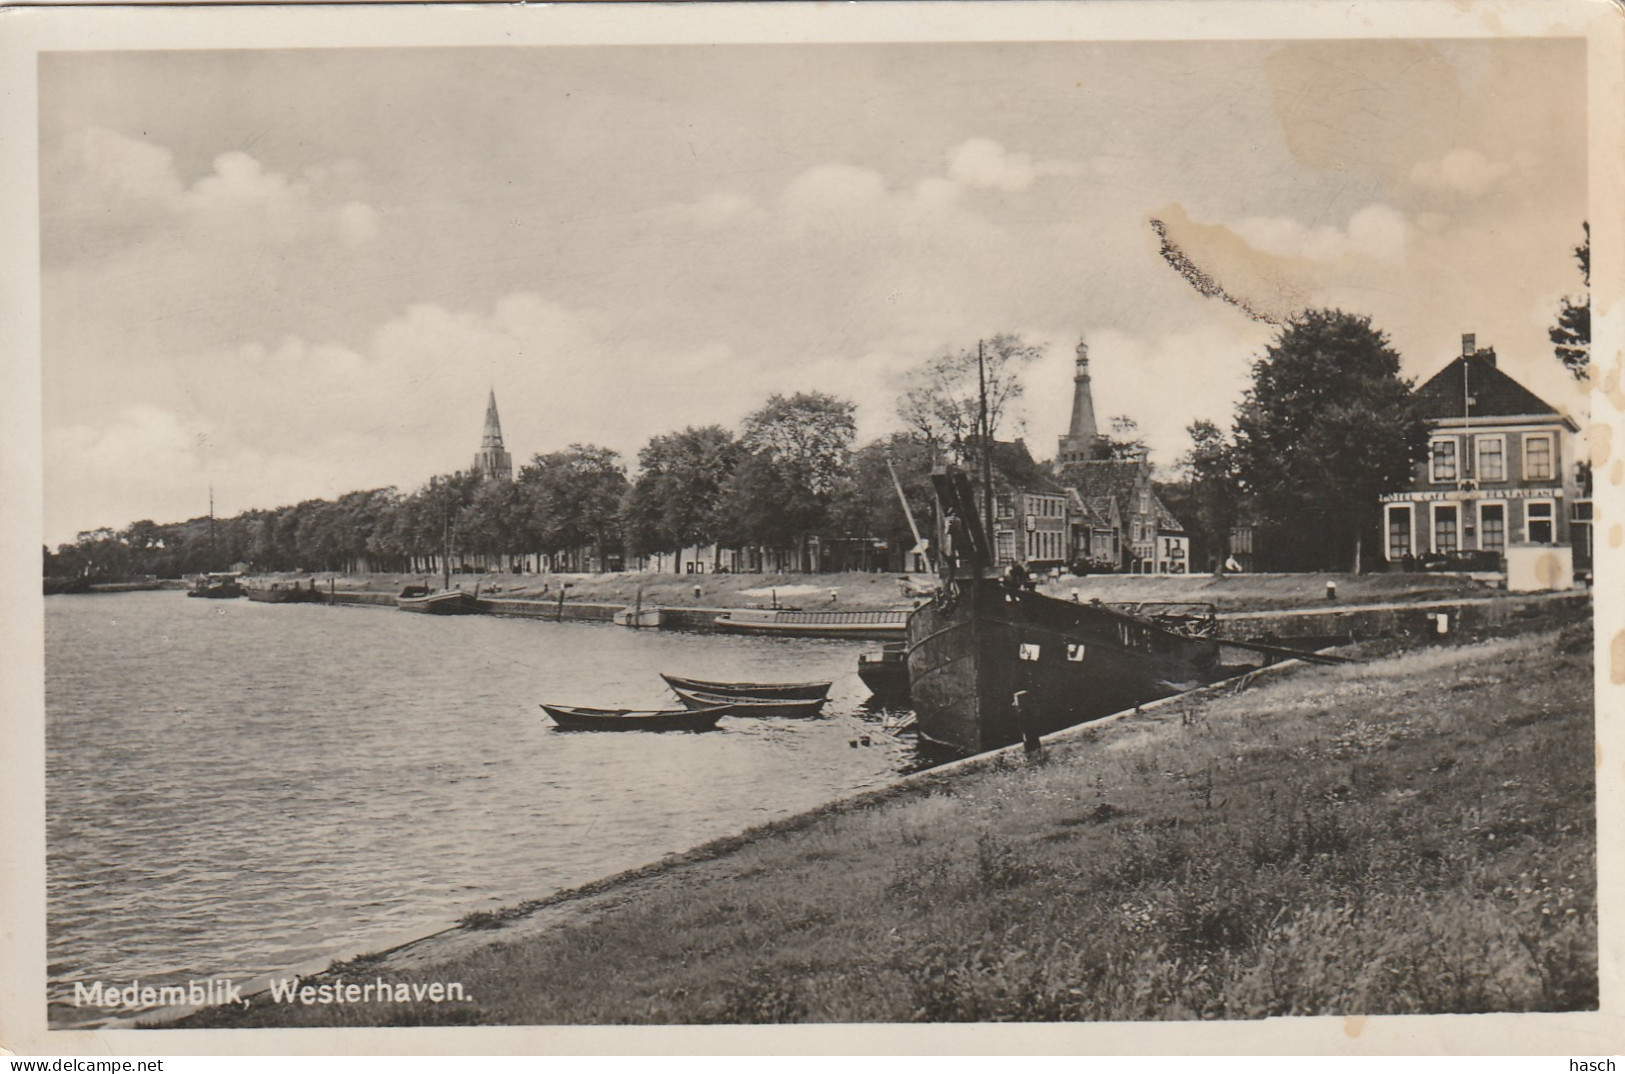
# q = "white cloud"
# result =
<box><xmin>781</xmin><ymin>163</ymin><xmax>889</xmax><ymax>217</ymax></box>
<box><xmin>44</xmin><ymin>127</ymin><xmax>382</xmax><ymax>258</ymax></box>
<box><xmin>652</xmin><ymin>191</ymin><xmax>762</xmax><ymax>230</ymax></box>
<box><xmin>946</xmin><ymin>138</ymin><xmax>1082</xmax><ymax>192</ymax></box>
<box><xmin>1229</xmin><ymin>203</ymin><xmax>1407</xmax><ymax>264</ymax></box>
<box><xmin>1410</xmin><ymin>148</ymin><xmax>1511</xmax><ymax>197</ymax></box>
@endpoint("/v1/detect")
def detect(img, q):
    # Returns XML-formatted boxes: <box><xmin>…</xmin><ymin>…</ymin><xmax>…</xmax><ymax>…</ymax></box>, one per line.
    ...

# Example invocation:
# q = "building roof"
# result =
<box><xmin>983</xmin><ymin>438</ymin><xmax>1068</xmax><ymax>495</ymax></box>
<box><xmin>1054</xmin><ymin>458</ymin><xmax>1185</xmax><ymax>533</ymax></box>
<box><xmin>1413</xmin><ymin>353</ymin><xmax>1570</xmax><ymax>424</ymax></box>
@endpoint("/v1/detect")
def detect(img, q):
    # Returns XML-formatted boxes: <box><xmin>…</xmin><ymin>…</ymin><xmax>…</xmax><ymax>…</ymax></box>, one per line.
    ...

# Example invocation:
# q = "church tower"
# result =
<box><xmin>1055</xmin><ymin>338</ymin><xmax>1100</xmax><ymax>466</ymax></box>
<box><xmin>471</xmin><ymin>389</ymin><xmax>513</xmax><ymax>482</ymax></box>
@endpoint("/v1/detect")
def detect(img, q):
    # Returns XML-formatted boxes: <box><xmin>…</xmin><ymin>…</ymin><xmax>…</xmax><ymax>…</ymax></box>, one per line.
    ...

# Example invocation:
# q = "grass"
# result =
<box><xmin>169</xmin><ymin>616</ymin><xmax>1595</xmax><ymax>1027</ymax></box>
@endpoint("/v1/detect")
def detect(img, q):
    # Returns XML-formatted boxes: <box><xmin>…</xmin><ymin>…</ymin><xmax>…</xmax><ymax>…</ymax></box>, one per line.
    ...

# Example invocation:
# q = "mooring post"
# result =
<box><xmin>1013</xmin><ymin>690</ymin><xmax>1042</xmax><ymax>753</ymax></box>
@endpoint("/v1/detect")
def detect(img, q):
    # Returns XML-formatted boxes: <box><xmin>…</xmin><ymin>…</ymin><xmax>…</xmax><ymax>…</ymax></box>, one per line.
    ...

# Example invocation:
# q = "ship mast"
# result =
<box><xmin>978</xmin><ymin>339</ymin><xmax>994</xmax><ymax>552</ymax></box>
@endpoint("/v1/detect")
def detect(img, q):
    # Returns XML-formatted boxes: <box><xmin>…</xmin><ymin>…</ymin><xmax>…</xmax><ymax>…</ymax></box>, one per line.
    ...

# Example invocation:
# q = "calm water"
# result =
<box><xmin>45</xmin><ymin>591</ymin><xmax>917</xmax><ymax>1014</ymax></box>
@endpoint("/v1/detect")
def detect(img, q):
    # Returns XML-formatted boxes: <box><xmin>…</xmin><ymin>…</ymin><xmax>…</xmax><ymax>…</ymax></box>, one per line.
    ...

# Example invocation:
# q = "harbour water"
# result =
<box><xmin>45</xmin><ymin>591</ymin><xmax>918</xmax><ymax>1020</ymax></box>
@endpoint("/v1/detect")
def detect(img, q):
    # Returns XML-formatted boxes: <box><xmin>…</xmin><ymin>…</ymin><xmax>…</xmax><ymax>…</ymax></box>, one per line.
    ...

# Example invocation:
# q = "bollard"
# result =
<box><xmin>1326</xmin><ymin>581</ymin><xmax>1337</xmax><ymax>601</ymax></box>
<box><xmin>1434</xmin><ymin>612</ymin><xmax>1450</xmax><ymax>636</ymax></box>
<box><xmin>1013</xmin><ymin>690</ymin><xmax>1043</xmax><ymax>753</ymax></box>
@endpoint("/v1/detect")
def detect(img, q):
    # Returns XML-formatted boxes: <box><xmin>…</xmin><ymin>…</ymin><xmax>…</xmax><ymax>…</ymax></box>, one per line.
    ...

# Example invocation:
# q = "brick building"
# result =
<box><xmin>1379</xmin><ymin>334</ymin><xmax>1580</xmax><ymax>565</ymax></box>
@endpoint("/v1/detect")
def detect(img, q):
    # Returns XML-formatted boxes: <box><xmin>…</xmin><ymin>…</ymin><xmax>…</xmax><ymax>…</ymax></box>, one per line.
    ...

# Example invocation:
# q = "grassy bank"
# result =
<box><xmin>284</xmin><ymin>569</ymin><xmax>1501</xmax><ymax>614</ymax></box>
<box><xmin>172</xmin><ymin>619</ymin><xmax>1595</xmax><ymax>1026</ymax></box>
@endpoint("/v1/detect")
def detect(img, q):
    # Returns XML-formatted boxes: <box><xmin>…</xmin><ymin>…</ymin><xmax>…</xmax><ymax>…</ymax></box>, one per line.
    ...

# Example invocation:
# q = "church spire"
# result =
<box><xmin>472</xmin><ymin>389</ymin><xmax>513</xmax><ymax>481</ymax></box>
<box><xmin>481</xmin><ymin>388</ymin><xmax>505</xmax><ymax>449</ymax></box>
<box><xmin>1056</xmin><ymin>338</ymin><xmax>1099</xmax><ymax>466</ymax></box>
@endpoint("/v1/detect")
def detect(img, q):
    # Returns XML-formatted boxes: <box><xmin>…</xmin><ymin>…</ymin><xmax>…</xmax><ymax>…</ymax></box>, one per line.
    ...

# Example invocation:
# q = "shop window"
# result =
<box><xmin>1386</xmin><ymin>505</ymin><xmax>1412</xmax><ymax>559</ymax></box>
<box><xmin>1432</xmin><ymin>504</ymin><xmax>1458</xmax><ymax>553</ymax></box>
<box><xmin>1527</xmin><ymin>501</ymin><xmax>1554</xmax><ymax>544</ymax></box>
<box><xmin>1480</xmin><ymin>503</ymin><xmax>1505</xmax><ymax>552</ymax></box>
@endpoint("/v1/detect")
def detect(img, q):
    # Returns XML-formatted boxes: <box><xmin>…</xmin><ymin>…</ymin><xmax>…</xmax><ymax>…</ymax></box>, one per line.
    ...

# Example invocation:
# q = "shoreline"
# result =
<box><xmin>134</xmin><ymin>594</ymin><xmax>1592</xmax><ymax>1028</ymax></box>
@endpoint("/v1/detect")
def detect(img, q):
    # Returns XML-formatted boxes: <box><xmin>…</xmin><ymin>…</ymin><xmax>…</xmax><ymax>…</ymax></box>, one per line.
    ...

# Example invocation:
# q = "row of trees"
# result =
<box><xmin>44</xmin><ymin>392</ymin><xmax>948</xmax><ymax>582</ymax></box>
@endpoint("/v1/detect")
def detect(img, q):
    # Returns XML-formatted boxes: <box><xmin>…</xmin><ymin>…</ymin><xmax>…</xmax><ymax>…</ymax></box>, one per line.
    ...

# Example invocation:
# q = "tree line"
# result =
<box><xmin>44</xmin><ymin>392</ymin><xmax>947</xmax><ymax>582</ymax></box>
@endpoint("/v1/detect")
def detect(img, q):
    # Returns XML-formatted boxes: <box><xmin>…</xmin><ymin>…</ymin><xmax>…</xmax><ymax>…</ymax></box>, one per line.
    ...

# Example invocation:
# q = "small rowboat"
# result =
<box><xmin>659</xmin><ymin>673</ymin><xmax>832</xmax><ymax>701</ymax></box>
<box><xmin>540</xmin><ymin>703</ymin><xmax>729</xmax><ymax>732</ymax></box>
<box><xmin>857</xmin><ymin>644</ymin><xmax>910</xmax><ymax>702</ymax></box>
<box><xmin>670</xmin><ymin>686</ymin><xmax>828</xmax><ymax>719</ymax></box>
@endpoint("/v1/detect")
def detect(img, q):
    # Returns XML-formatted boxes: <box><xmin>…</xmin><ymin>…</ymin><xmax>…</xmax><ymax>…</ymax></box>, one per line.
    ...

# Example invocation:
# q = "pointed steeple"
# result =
<box><xmin>481</xmin><ymin>388</ymin><xmax>505</xmax><ymax>449</ymax></box>
<box><xmin>471</xmin><ymin>388</ymin><xmax>513</xmax><ymax>482</ymax></box>
<box><xmin>1056</xmin><ymin>338</ymin><xmax>1100</xmax><ymax>466</ymax></box>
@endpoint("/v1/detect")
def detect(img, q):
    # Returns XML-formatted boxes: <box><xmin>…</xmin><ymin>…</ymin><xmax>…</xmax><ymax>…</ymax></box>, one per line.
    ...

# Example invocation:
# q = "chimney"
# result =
<box><xmin>1461</xmin><ymin>333</ymin><xmax>1475</xmax><ymax>358</ymax></box>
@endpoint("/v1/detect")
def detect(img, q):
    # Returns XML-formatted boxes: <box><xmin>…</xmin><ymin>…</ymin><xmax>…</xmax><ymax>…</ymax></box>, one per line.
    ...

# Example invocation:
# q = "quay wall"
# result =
<box><xmin>477</xmin><ymin>598</ymin><xmax>620</xmax><ymax>622</ymax></box>
<box><xmin>657</xmin><ymin>607</ymin><xmax>730</xmax><ymax>633</ymax></box>
<box><xmin>1216</xmin><ymin>590</ymin><xmax>1588</xmax><ymax>642</ymax></box>
<box><xmin>311</xmin><ymin>587</ymin><xmax>1589</xmax><ymax>643</ymax></box>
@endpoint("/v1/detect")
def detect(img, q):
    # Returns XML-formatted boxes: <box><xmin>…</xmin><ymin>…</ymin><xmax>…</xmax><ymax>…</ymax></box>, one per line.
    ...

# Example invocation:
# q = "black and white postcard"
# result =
<box><xmin>3</xmin><ymin>0</ymin><xmax>1621</xmax><ymax>1057</ymax></box>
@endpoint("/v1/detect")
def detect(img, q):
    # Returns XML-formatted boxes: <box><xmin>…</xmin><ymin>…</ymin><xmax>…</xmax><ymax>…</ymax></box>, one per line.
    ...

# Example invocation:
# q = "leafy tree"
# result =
<box><xmin>1174</xmin><ymin>419</ymin><xmax>1242</xmax><ymax>572</ymax></box>
<box><xmin>729</xmin><ymin>392</ymin><xmax>857</xmax><ymax>571</ymax></box>
<box><xmin>1550</xmin><ymin>222</ymin><xmax>1590</xmax><ymax>380</ymax></box>
<box><xmin>1093</xmin><ymin>415</ymin><xmax>1149</xmax><ymax>460</ymax></box>
<box><xmin>519</xmin><ymin>445</ymin><xmax>628</xmax><ymax>571</ymax></box>
<box><xmin>620</xmin><ymin>426</ymin><xmax>740</xmax><ymax>571</ymax></box>
<box><xmin>830</xmin><ymin>433</ymin><xmax>937</xmax><ymax>570</ymax></box>
<box><xmin>1229</xmin><ymin>309</ymin><xmax>1428</xmax><ymax>572</ymax></box>
<box><xmin>897</xmin><ymin>333</ymin><xmax>1043</xmax><ymax>465</ymax></box>
<box><xmin>457</xmin><ymin>479</ymin><xmax>527</xmax><ymax>568</ymax></box>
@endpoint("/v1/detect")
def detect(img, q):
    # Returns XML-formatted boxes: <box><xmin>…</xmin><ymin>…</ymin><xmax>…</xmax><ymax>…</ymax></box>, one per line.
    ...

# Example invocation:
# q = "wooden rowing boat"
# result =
<box><xmin>669</xmin><ymin>686</ymin><xmax>828</xmax><ymax>718</ymax></box>
<box><xmin>659</xmin><ymin>673</ymin><xmax>832</xmax><ymax>701</ymax></box>
<box><xmin>539</xmin><ymin>703</ymin><xmax>730</xmax><ymax>732</ymax></box>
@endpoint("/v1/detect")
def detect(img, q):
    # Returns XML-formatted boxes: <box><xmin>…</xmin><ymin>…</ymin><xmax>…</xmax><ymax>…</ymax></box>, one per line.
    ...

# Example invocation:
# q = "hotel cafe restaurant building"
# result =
<box><xmin>1381</xmin><ymin>334</ymin><xmax>1583</xmax><ymax>565</ymax></box>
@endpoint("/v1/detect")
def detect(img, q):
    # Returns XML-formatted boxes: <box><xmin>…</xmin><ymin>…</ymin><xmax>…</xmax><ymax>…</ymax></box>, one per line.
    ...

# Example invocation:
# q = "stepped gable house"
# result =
<box><xmin>471</xmin><ymin>389</ymin><xmax>513</xmax><ymax>482</ymax></box>
<box><xmin>1380</xmin><ymin>334</ymin><xmax>1581</xmax><ymax>564</ymax></box>
<box><xmin>1050</xmin><ymin>338</ymin><xmax>1191</xmax><ymax>574</ymax></box>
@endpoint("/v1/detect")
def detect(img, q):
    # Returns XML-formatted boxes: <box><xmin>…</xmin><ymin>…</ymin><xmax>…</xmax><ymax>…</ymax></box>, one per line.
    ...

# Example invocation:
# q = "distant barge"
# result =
<box><xmin>714</xmin><ymin>608</ymin><xmax>907</xmax><ymax>640</ymax></box>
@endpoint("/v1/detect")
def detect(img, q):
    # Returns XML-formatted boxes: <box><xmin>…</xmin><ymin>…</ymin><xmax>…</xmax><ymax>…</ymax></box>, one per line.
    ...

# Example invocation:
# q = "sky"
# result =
<box><xmin>38</xmin><ymin>36</ymin><xmax>1590</xmax><ymax>546</ymax></box>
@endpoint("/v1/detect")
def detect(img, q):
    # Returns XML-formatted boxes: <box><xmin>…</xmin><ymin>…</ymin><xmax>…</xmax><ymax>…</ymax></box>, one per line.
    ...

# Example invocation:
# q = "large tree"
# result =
<box><xmin>1173</xmin><ymin>419</ymin><xmax>1242</xmax><ymax>573</ymax></box>
<box><xmin>1550</xmin><ymin>222</ymin><xmax>1590</xmax><ymax>380</ymax></box>
<box><xmin>620</xmin><ymin>426</ymin><xmax>740</xmax><ymax>571</ymax></box>
<box><xmin>728</xmin><ymin>392</ymin><xmax>857</xmax><ymax>571</ymax></box>
<box><xmin>830</xmin><ymin>433</ymin><xmax>937</xmax><ymax>570</ymax></box>
<box><xmin>1229</xmin><ymin>309</ymin><xmax>1428</xmax><ymax>572</ymax></box>
<box><xmin>519</xmin><ymin>445</ymin><xmax>629</xmax><ymax>571</ymax></box>
<box><xmin>897</xmin><ymin>333</ymin><xmax>1043</xmax><ymax>465</ymax></box>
